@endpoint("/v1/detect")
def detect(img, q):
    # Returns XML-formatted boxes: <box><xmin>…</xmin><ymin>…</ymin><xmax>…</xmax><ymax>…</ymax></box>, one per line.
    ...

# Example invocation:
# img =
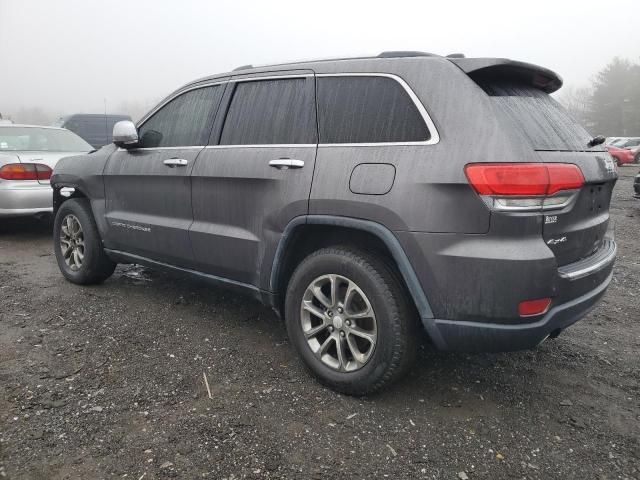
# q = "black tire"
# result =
<box><xmin>284</xmin><ymin>246</ymin><xmax>419</xmax><ymax>395</ymax></box>
<box><xmin>53</xmin><ymin>198</ymin><xmax>116</xmax><ymax>285</ymax></box>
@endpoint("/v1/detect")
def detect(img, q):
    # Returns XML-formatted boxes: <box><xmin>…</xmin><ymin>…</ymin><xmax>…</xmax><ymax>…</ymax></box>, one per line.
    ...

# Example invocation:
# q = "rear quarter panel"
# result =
<box><xmin>309</xmin><ymin>57</ymin><xmax>537</xmax><ymax>234</ymax></box>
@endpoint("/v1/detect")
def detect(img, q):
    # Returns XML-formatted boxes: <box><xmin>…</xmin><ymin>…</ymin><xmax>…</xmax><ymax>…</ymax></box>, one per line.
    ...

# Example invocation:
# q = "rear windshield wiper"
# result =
<box><xmin>588</xmin><ymin>135</ymin><xmax>605</xmax><ymax>147</ymax></box>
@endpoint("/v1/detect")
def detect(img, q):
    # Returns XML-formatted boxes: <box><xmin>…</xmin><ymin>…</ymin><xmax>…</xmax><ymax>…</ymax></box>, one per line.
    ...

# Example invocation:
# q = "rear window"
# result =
<box><xmin>220</xmin><ymin>78</ymin><xmax>316</xmax><ymax>145</ymax></box>
<box><xmin>0</xmin><ymin>127</ymin><xmax>92</xmax><ymax>152</ymax></box>
<box><xmin>317</xmin><ymin>76</ymin><xmax>429</xmax><ymax>144</ymax></box>
<box><xmin>479</xmin><ymin>81</ymin><xmax>594</xmax><ymax>152</ymax></box>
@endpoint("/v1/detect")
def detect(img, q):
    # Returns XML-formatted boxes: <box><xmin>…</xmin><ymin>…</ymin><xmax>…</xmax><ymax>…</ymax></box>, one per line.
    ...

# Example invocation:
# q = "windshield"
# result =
<box><xmin>0</xmin><ymin>127</ymin><xmax>92</xmax><ymax>152</ymax></box>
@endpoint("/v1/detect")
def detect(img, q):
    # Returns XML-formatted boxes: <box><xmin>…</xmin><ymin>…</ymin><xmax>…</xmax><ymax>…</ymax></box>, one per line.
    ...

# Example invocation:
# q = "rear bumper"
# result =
<box><xmin>0</xmin><ymin>185</ymin><xmax>53</xmax><ymax>217</ymax></box>
<box><xmin>430</xmin><ymin>269</ymin><xmax>613</xmax><ymax>352</ymax></box>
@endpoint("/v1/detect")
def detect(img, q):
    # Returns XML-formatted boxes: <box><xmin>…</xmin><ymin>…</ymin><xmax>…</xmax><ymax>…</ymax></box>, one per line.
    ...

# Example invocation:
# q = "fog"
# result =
<box><xmin>1</xmin><ymin>0</ymin><xmax>639</xmax><ymax>122</ymax></box>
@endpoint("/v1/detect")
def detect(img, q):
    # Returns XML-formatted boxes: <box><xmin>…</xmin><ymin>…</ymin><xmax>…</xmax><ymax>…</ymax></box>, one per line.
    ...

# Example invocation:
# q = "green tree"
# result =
<box><xmin>588</xmin><ymin>57</ymin><xmax>640</xmax><ymax>136</ymax></box>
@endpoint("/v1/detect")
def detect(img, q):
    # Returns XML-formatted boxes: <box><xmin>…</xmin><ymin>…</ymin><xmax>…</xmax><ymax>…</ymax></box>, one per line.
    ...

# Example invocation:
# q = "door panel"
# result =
<box><xmin>103</xmin><ymin>147</ymin><xmax>201</xmax><ymax>266</ymax></box>
<box><xmin>191</xmin><ymin>145</ymin><xmax>316</xmax><ymax>285</ymax></box>
<box><xmin>102</xmin><ymin>83</ymin><xmax>225</xmax><ymax>266</ymax></box>
<box><xmin>190</xmin><ymin>72</ymin><xmax>317</xmax><ymax>288</ymax></box>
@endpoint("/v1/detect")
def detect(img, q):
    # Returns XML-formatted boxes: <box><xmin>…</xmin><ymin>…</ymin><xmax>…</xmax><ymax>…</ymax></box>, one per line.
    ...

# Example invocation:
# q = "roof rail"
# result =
<box><xmin>446</xmin><ymin>53</ymin><xmax>465</xmax><ymax>58</ymax></box>
<box><xmin>233</xmin><ymin>64</ymin><xmax>254</xmax><ymax>71</ymax></box>
<box><xmin>377</xmin><ymin>51</ymin><xmax>438</xmax><ymax>58</ymax></box>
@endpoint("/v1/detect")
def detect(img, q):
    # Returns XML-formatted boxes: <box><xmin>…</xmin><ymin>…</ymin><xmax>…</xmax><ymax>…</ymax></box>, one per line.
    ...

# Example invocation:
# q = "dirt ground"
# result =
<box><xmin>0</xmin><ymin>168</ymin><xmax>638</xmax><ymax>480</ymax></box>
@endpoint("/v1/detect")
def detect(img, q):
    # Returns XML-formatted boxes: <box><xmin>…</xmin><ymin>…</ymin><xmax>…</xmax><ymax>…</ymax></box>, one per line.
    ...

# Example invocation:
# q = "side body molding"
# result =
<box><xmin>269</xmin><ymin>215</ymin><xmax>445</xmax><ymax>347</ymax></box>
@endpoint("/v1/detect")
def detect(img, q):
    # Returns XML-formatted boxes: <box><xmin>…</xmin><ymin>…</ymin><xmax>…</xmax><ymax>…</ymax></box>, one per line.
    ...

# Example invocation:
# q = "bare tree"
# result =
<box><xmin>556</xmin><ymin>85</ymin><xmax>593</xmax><ymax>127</ymax></box>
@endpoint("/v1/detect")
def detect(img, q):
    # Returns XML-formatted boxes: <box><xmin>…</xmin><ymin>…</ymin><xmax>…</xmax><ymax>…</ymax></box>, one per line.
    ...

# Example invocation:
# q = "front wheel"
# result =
<box><xmin>53</xmin><ymin>198</ymin><xmax>116</xmax><ymax>285</ymax></box>
<box><xmin>285</xmin><ymin>246</ymin><xmax>419</xmax><ymax>395</ymax></box>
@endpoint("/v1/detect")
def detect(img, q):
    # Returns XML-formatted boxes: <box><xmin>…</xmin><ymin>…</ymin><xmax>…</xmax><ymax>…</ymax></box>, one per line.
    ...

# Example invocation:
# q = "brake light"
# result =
<box><xmin>0</xmin><ymin>163</ymin><xmax>52</xmax><ymax>181</ymax></box>
<box><xmin>518</xmin><ymin>298</ymin><xmax>551</xmax><ymax>317</ymax></box>
<box><xmin>464</xmin><ymin>163</ymin><xmax>584</xmax><ymax>211</ymax></box>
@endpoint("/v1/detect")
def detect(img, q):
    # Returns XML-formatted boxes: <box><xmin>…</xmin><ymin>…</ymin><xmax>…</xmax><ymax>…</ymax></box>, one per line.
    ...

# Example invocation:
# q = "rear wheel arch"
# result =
<box><xmin>270</xmin><ymin>216</ymin><xmax>442</xmax><ymax>345</ymax></box>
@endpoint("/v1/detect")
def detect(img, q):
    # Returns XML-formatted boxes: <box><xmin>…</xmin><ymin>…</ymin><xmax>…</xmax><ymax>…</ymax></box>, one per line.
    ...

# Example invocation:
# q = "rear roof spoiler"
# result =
<box><xmin>448</xmin><ymin>57</ymin><xmax>563</xmax><ymax>94</ymax></box>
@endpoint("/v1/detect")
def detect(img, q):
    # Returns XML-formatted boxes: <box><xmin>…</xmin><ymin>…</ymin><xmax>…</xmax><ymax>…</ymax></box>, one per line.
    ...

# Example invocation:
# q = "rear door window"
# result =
<box><xmin>317</xmin><ymin>76</ymin><xmax>430</xmax><ymax>144</ymax></box>
<box><xmin>220</xmin><ymin>77</ymin><xmax>316</xmax><ymax>145</ymax></box>
<box><xmin>138</xmin><ymin>86</ymin><xmax>223</xmax><ymax>148</ymax></box>
<box><xmin>478</xmin><ymin>81</ymin><xmax>594</xmax><ymax>151</ymax></box>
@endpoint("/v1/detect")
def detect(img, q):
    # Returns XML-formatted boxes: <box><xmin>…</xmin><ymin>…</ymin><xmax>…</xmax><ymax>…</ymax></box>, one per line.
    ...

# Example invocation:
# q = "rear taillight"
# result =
<box><xmin>0</xmin><ymin>163</ymin><xmax>52</xmax><ymax>181</ymax></box>
<box><xmin>465</xmin><ymin>163</ymin><xmax>584</xmax><ymax>211</ymax></box>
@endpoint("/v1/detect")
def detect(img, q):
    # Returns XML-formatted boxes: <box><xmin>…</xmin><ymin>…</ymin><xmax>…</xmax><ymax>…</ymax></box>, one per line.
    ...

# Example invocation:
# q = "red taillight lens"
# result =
<box><xmin>518</xmin><ymin>298</ymin><xmax>552</xmax><ymax>317</ymax></box>
<box><xmin>35</xmin><ymin>164</ymin><xmax>52</xmax><ymax>180</ymax></box>
<box><xmin>465</xmin><ymin>163</ymin><xmax>584</xmax><ymax>196</ymax></box>
<box><xmin>545</xmin><ymin>164</ymin><xmax>585</xmax><ymax>194</ymax></box>
<box><xmin>0</xmin><ymin>163</ymin><xmax>52</xmax><ymax>181</ymax></box>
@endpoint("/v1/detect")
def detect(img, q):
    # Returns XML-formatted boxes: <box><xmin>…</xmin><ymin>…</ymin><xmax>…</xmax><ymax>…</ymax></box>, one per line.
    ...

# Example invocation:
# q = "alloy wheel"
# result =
<box><xmin>59</xmin><ymin>214</ymin><xmax>85</xmax><ymax>271</ymax></box>
<box><xmin>300</xmin><ymin>274</ymin><xmax>377</xmax><ymax>372</ymax></box>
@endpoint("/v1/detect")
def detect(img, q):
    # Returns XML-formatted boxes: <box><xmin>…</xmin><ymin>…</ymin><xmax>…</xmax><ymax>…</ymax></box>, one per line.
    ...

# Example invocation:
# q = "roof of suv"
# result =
<box><xmin>184</xmin><ymin>52</ymin><xmax>563</xmax><ymax>94</ymax></box>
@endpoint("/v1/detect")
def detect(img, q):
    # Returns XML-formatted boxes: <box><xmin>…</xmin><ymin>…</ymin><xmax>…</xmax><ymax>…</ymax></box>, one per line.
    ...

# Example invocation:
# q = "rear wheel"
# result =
<box><xmin>53</xmin><ymin>198</ymin><xmax>116</xmax><ymax>284</ymax></box>
<box><xmin>285</xmin><ymin>246</ymin><xmax>419</xmax><ymax>395</ymax></box>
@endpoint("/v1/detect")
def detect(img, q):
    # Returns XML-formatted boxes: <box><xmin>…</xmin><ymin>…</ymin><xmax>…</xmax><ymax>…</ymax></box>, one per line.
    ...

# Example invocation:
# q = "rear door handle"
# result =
<box><xmin>163</xmin><ymin>158</ymin><xmax>189</xmax><ymax>167</ymax></box>
<box><xmin>269</xmin><ymin>159</ymin><xmax>305</xmax><ymax>169</ymax></box>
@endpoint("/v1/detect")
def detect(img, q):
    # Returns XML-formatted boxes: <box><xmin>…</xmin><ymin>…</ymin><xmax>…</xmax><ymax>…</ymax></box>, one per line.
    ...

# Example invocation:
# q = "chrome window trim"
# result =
<box><xmin>132</xmin><ymin>72</ymin><xmax>440</xmax><ymax>150</ymax></box>
<box><xmin>316</xmin><ymin>72</ymin><xmax>440</xmax><ymax>147</ymax></box>
<box><xmin>117</xmin><ymin>146</ymin><xmax>205</xmax><ymax>152</ymax></box>
<box><xmin>205</xmin><ymin>144</ymin><xmax>316</xmax><ymax>150</ymax></box>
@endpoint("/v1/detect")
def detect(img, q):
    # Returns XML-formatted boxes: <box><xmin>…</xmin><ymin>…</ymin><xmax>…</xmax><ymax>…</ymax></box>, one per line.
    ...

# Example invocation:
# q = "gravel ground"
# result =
<box><xmin>0</xmin><ymin>168</ymin><xmax>638</xmax><ymax>480</ymax></box>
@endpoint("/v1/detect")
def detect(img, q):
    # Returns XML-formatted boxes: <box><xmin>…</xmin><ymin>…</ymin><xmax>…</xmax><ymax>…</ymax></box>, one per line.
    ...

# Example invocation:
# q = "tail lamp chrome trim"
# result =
<box><xmin>480</xmin><ymin>189</ymin><xmax>580</xmax><ymax>213</ymax></box>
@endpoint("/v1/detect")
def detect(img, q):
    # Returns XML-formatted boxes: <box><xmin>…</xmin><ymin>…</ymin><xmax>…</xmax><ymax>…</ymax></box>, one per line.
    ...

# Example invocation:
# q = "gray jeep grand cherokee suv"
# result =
<box><xmin>51</xmin><ymin>52</ymin><xmax>618</xmax><ymax>394</ymax></box>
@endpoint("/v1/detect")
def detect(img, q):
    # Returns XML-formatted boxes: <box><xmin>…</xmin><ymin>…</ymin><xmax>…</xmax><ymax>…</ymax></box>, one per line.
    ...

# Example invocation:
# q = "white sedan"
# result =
<box><xmin>0</xmin><ymin>124</ymin><xmax>93</xmax><ymax>217</ymax></box>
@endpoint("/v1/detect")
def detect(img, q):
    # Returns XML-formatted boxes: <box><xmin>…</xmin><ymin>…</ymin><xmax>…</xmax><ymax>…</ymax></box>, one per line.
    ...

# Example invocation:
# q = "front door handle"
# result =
<box><xmin>163</xmin><ymin>158</ymin><xmax>189</xmax><ymax>167</ymax></box>
<box><xmin>269</xmin><ymin>159</ymin><xmax>305</xmax><ymax>169</ymax></box>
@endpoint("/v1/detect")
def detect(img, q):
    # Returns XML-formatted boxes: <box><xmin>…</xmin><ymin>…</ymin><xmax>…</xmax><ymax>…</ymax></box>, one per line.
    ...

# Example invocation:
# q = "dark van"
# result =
<box><xmin>55</xmin><ymin>114</ymin><xmax>132</xmax><ymax>149</ymax></box>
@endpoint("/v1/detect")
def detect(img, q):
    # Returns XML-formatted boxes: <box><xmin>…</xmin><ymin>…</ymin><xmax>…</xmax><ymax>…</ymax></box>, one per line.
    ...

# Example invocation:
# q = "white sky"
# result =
<box><xmin>1</xmin><ymin>0</ymin><xmax>638</xmax><ymax>115</ymax></box>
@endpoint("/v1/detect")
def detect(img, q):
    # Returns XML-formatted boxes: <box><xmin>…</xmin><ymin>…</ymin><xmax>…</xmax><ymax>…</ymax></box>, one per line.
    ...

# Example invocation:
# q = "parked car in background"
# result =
<box><xmin>607</xmin><ymin>144</ymin><xmax>636</xmax><ymax>165</ymax></box>
<box><xmin>610</xmin><ymin>137</ymin><xmax>640</xmax><ymax>148</ymax></box>
<box><xmin>0</xmin><ymin>124</ymin><xmax>92</xmax><ymax>217</ymax></box>
<box><xmin>630</xmin><ymin>144</ymin><xmax>640</xmax><ymax>164</ymax></box>
<box><xmin>51</xmin><ymin>52</ymin><xmax>617</xmax><ymax>394</ymax></box>
<box><xmin>54</xmin><ymin>114</ymin><xmax>132</xmax><ymax>149</ymax></box>
<box><xmin>612</xmin><ymin>137</ymin><xmax>640</xmax><ymax>164</ymax></box>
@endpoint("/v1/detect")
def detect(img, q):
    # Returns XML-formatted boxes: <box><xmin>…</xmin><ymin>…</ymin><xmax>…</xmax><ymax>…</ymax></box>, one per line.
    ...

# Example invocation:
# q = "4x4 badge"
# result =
<box><xmin>547</xmin><ymin>236</ymin><xmax>567</xmax><ymax>245</ymax></box>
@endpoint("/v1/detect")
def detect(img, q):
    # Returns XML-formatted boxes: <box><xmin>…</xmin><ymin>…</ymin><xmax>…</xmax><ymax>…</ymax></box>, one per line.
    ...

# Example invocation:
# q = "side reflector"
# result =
<box><xmin>465</xmin><ymin>163</ymin><xmax>584</xmax><ymax>196</ymax></box>
<box><xmin>518</xmin><ymin>298</ymin><xmax>552</xmax><ymax>317</ymax></box>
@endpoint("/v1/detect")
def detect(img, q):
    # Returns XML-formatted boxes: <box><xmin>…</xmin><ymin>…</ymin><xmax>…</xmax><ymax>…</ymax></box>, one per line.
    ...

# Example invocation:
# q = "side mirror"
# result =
<box><xmin>113</xmin><ymin>121</ymin><xmax>139</xmax><ymax>148</ymax></box>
